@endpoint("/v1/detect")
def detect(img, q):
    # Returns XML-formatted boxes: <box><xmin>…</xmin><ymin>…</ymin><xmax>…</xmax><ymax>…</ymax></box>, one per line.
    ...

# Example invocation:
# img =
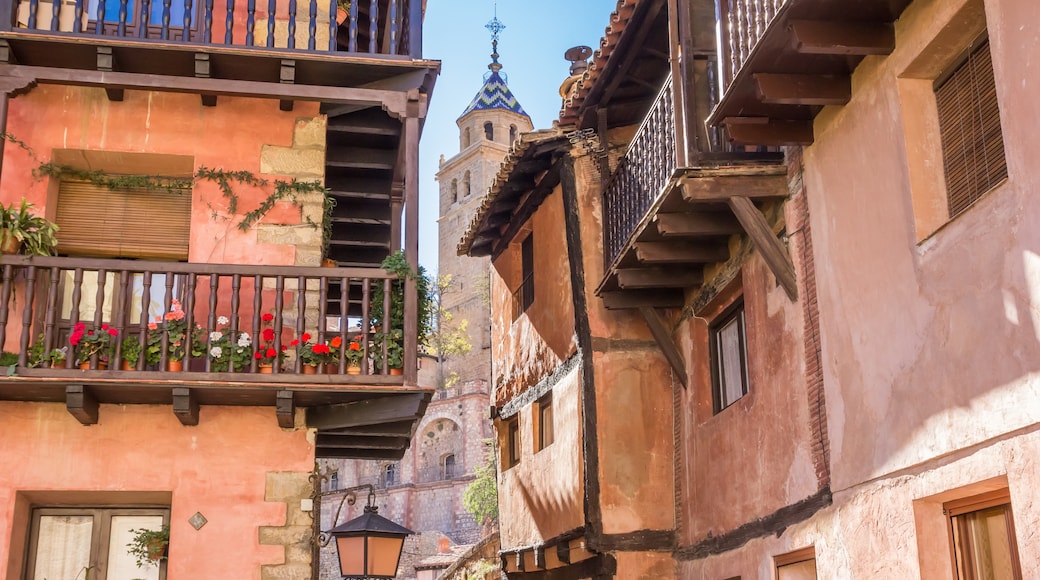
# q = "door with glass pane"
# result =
<box><xmin>26</xmin><ymin>507</ymin><xmax>169</xmax><ymax>580</ymax></box>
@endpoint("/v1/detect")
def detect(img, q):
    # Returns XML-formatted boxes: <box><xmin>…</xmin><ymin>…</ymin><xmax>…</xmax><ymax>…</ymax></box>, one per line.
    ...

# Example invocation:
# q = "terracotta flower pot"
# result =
<box><xmin>121</xmin><ymin>360</ymin><xmax>135</xmax><ymax>371</ymax></box>
<box><xmin>303</xmin><ymin>364</ymin><xmax>318</xmax><ymax>375</ymax></box>
<box><xmin>79</xmin><ymin>361</ymin><xmax>108</xmax><ymax>370</ymax></box>
<box><xmin>336</xmin><ymin>6</ymin><xmax>348</xmax><ymax>24</ymax></box>
<box><xmin>258</xmin><ymin>363</ymin><xmax>274</xmax><ymax>374</ymax></box>
<box><xmin>325</xmin><ymin>363</ymin><xmax>340</xmax><ymax>375</ymax></box>
<box><xmin>167</xmin><ymin>360</ymin><xmax>183</xmax><ymax>372</ymax></box>
<box><xmin>347</xmin><ymin>365</ymin><xmax>362</xmax><ymax>375</ymax></box>
<box><xmin>0</xmin><ymin>230</ymin><xmax>20</xmax><ymax>255</ymax></box>
<box><xmin>389</xmin><ymin>367</ymin><xmax>403</xmax><ymax>376</ymax></box>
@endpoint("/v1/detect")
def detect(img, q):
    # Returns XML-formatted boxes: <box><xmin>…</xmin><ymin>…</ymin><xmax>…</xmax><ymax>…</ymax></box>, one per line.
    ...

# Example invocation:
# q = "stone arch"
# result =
<box><xmin>417</xmin><ymin>418</ymin><xmax>462</xmax><ymax>482</ymax></box>
<box><xmin>484</xmin><ymin>121</ymin><xmax>494</xmax><ymax>141</ymax></box>
<box><xmin>463</xmin><ymin>126</ymin><xmax>471</xmax><ymax>148</ymax></box>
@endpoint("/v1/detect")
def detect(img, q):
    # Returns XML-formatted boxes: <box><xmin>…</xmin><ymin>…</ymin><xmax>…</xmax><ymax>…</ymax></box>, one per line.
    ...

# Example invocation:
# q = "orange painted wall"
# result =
<box><xmin>0</xmin><ymin>85</ymin><xmax>319</xmax><ymax>266</ymax></box>
<box><xmin>0</xmin><ymin>402</ymin><xmax>314</xmax><ymax>579</ymax></box>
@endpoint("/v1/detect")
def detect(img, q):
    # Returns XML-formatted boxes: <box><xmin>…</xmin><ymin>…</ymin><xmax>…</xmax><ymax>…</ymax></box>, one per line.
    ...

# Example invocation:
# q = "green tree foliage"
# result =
<box><xmin>427</xmin><ymin>274</ymin><xmax>473</xmax><ymax>388</ymax></box>
<box><xmin>463</xmin><ymin>440</ymin><xmax>499</xmax><ymax>526</ymax></box>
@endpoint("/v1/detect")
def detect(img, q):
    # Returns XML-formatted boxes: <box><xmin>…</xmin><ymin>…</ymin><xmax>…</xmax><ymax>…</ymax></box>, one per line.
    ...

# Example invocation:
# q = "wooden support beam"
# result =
<box><xmin>557</xmin><ymin>541</ymin><xmax>571</xmax><ymax>564</ymax></box>
<box><xmin>727</xmin><ymin>196</ymin><xmax>798</xmax><ymax>300</ymax></box>
<box><xmin>516</xmin><ymin>551</ymin><xmax>525</xmax><ymax>572</ymax></box>
<box><xmin>66</xmin><ymin>385</ymin><xmax>98</xmax><ymax>425</ymax></box>
<box><xmin>617</xmin><ymin>267</ymin><xmax>702</xmax><ymax>290</ymax></box>
<box><xmin>278</xmin><ymin>59</ymin><xmax>295</xmax><ymax>112</ymax></box>
<box><xmin>315</xmin><ymin>434</ymin><xmax>411</xmax><ymax>450</ymax></box>
<box><xmin>321</xmin><ymin>420</ymin><xmax>416</xmax><ymax>437</ymax></box>
<box><xmin>316</xmin><ymin>447</ymin><xmax>408</xmax><ymax>460</ymax></box>
<box><xmin>96</xmin><ymin>47</ymin><xmax>123</xmax><ymax>101</ymax></box>
<box><xmin>194</xmin><ymin>53</ymin><xmax>216</xmax><ymax>107</ymax></box>
<box><xmin>655</xmin><ymin>212</ymin><xmax>743</xmax><ymax>237</ymax></box>
<box><xmin>639</xmin><ymin>306</ymin><xmax>688</xmax><ymax>388</ymax></box>
<box><xmin>790</xmin><ymin>20</ymin><xmax>895</xmax><ymax>56</ymax></box>
<box><xmin>533</xmin><ymin>547</ymin><xmax>546</xmax><ymax>570</ymax></box>
<box><xmin>633</xmin><ymin>241</ymin><xmax>729</xmax><ymax>264</ymax></box>
<box><xmin>601</xmin><ymin>289</ymin><xmax>684</xmax><ymax>310</ymax></box>
<box><xmin>0</xmin><ymin>40</ymin><xmax>16</xmax><ymax>64</ymax></box>
<box><xmin>680</xmin><ymin>174</ymin><xmax>788</xmax><ymax>202</ymax></box>
<box><xmin>754</xmin><ymin>73</ymin><xmax>851</xmax><ymax>106</ymax></box>
<box><xmin>306</xmin><ymin>393</ymin><xmax>427</xmax><ymax>430</ymax></box>
<box><xmin>172</xmin><ymin>387</ymin><xmax>200</xmax><ymax>426</ymax></box>
<box><xmin>276</xmin><ymin>390</ymin><xmax>294</xmax><ymax>429</ymax></box>
<box><xmin>724</xmin><ymin>120</ymin><xmax>814</xmax><ymax>146</ymax></box>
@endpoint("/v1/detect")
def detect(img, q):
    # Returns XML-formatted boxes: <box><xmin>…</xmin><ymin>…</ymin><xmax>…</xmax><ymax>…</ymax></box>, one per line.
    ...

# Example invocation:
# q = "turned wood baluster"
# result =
<box><xmin>245</xmin><ymin>0</ymin><xmax>255</xmax><ymax>45</ymax></box>
<box><xmin>367</xmin><ymin>0</ymin><xmax>376</xmax><ymax>53</ymax></box>
<box><xmin>117</xmin><ymin>0</ymin><xmax>128</xmax><ymax>36</ymax></box>
<box><xmin>111</xmin><ymin>270</ymin><xmax>130</xmax><ymax>367</ymax></box>
<box><xmin>362</xmin><ymin>277</ymin><xmax>374</xmax><ymax>373</ymax></box>
<box><xmin>136</xmin><ymin>271</ymin><xmax>151</xmax><ymax>371</ymax></box>
<box><xmin>73</xmin><ymin>0</ymin><xmax>83</xmax><ymax>33</ymax></box>
<box><xmin>325</xmin><ymin>0</ymin><xmax>334</xmax><ymax>51</ymax></box>
<box><xmin>162</xmin><ymin>273</ymin><xmax>176</xmax><ymax>369</ymax></box>
<box><xmin>295</xmin><ymin>275</ymin><xmax>305</xmax><ymax>373</ymax></box>
<box><xmin>335</xmin><ymin>276</ymin><xmax>349</xmax><ymax>373</ymax></box>
<box><xmin>266</xmin><ymin>0</ymin><xmax>275</xmax><ymax>46</ymax></box>
<box><xmin>27</xmin><ymin>0</ymin><xmax>38</xmax><ymax>29</ymax></box>
<box><xmin>388</xmin><ymin>0</ymin><xmax>397</xmax><ymax>54</ymax></box>
<box><xmin>316</xmin><ymin>276</ymin><xmax>328</xmax><ymax>345</ymax></box>
<box><xmin>18</xmin><ymin>266</ymin><xmax>36</xmax><ymax>363</ymax></box>
<box><xmin>346</xmin><ymin>0</ymin><xmax>357</xmax><ymax>52</ymax></box>
<box><xmin>67</xmin><ymin>269</ymin><xmax>83</xmax><ymax>369</ymax></box>
<box><xmin>250</xmin><ymin>275</ymin><xmax>262</xmax><ymax>373</ymax></box>
<box><xmin>381</xmin><ymin>277</ymin><xmax>390</xmax><ymax>372</ymax></box>
<box><xmin>203</xmin><ymin>0</ymin><xmax>213</xmax><ymax>42</ymax></box>
<box><xmin>138</xmin><ymin>0</ymin><xmax>151</xmax><ymax>37</ymax></box>
<box><xmin>224</xmin><ymin>0</ymin><xmax>233</xmax><ymax>44</ymax></box>
<box><xmin>42</xmin><ymin>267</ymin><xmax>60</xmax><ymax>365</ymax></box>
<box><xmin>183</xmin><ymin>273</ymin><xmax>197</xmax><ymax>370</ymax></box>
<box><xmin>307</xmin><ymin>0</ymin><xmax>316</xmax><ymax>50</ymax></box>
<box><xmin>0</xmin><ymin>265</ymin><xmax>13</xmax><ymax>353</ymax></box>
<box><xmin>49</xmin><ymin>0</ymin><xmax>60</xmax><ymax>31</ymax></box>
<box><xmin>272</xmin><ymin>276</ymin><xmax>285</xmax><ymax>373</ymax></box>
<box><xmin>90</xmin><ymin>269</ymin><xmax>107</xmax><ymax>368</ymax></box>
<box><xmin>160</xmin><ymin>0</ymin><xmax>171</xmax><ymax>39</ymax></box>
<box><xmin>182</xmin><ymin>0</ymin><xmax>191</xmax><ymax>39</ymax></box>
<box><xmin>207</xmin><ymin>274</ymin><xmax>219</xmax><ymax>371</ymax></box>
<box><xmin>229</xmin><ymin>274</ymin><xmax>242</xmax><ymax>370</ymax></box>
<box><xmin>287</xmin><ymin>0</ymin><xmax>296</xmax><ymax>48</ymax></box>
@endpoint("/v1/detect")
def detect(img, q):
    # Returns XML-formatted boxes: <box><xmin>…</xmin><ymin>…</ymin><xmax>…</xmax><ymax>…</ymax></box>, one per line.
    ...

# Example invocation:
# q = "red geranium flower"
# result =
<box><xmin>348</xmin><ymin>341</ymin><xmax>361</xmax><ymax>351</ymax></box>
<box><xmin>262</xmin><ymin>328</ymin><xmax>275</xmax><ymax>342</ymax></box>
<box><xmin>262</xmin><ymin>313</ymin><xmax>274</xmax><ymax>322</ymax></box>
<box><xmin>330</xmin><ymin>336</ymin><xmax>342</xmax><ymax>348</ymax></box>
<box><xmin>266</xmin><ymin>347</ymin><xmax>277</xmax><ymax>358</ymax></box>
<box><xmin>301</xmin><ymin>332</ymin><xmax>311</xmax><ymax>342</ymax></box>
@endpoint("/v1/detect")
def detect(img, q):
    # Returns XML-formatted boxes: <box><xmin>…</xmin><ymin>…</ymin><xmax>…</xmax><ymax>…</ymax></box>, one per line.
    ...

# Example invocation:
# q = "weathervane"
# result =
<box><xmin>485</xmin><ymin>2</ymin><xmax>505</xmax><ymax>74</ymax></box>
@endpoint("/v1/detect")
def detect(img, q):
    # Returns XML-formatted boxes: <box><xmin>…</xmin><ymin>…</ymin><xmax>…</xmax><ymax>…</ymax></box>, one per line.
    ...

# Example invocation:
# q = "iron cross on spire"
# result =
<box><xmin>485</xmin><ymin>5</ymin><xmax>505</xmax><ymax>73</ymax></box>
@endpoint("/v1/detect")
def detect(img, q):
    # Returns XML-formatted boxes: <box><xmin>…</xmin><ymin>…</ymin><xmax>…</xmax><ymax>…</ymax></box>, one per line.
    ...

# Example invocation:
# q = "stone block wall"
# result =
<box><xmin>260</xmin><ymin>471</ymin><xmax>315</xmax><ymax>580</ymax></box>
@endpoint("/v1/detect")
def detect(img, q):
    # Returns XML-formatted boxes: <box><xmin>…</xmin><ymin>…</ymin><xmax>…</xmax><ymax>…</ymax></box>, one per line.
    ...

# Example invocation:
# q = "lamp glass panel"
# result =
<box><xmin>366</xmin><ymin>536</ymin><xmax>404</xmax><ymax>576</ymax></box>
<box><xmin>336</xmin><ymin>536</ymin><xmax>366</xmax><ymax>576</ymax></box>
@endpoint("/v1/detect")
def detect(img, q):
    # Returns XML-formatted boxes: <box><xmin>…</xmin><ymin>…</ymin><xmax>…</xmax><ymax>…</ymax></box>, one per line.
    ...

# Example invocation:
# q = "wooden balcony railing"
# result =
<box><xmin>0</xmin><ymin>255</ymin><xmax>414</xmax><ymax>382</ymax></box>
<box><xmin>9</xmin><ymin>0</ymin><xmax>420</xmax><ymax>57</ymax></box>
<box><xmin>602</xmin><ymin>74</ymin><xmax>676</xmax><ymax>270</ymax></box>
<box><xmin>717</xmin><ymin>0</ymin><xmax>787</xmax><ymax>89</ymax></box>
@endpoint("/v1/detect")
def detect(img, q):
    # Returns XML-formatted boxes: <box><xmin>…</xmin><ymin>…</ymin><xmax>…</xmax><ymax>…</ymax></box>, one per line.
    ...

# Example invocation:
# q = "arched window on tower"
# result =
<box><xmin>463</xmin><ymin>127</ymin><xmax>471</xmax><ymax>148</ymax></box>
<box><xmin>463</xmin><ymin>171</ymin><xmax>471</xmax><ymax>197</ymax></box>
<box><xmin>384</xmin><ymin>463</ymin><xmax>397</xmax><ymax>486</ymax></box>
<box><xmin>451</xmin><ymin>179</ymin><xmax>458</xmax><ymax>203</ymax></box>
<box><xmin>442</xmin><ymin>454</ymin><xmax>456</xmax><ymax>479</ymax></box>
<box><xmin>510</xmin><ymin>124</ymin><xmax>517</xmax><ymax>144</ymax></box>
<box><xmin>329</xmin><ymin>471</ymin><xmax>338</xmax><ymax>491</ymax></box>
<box><xmin>484</xmin><ymin>122</ymin><xmax>494</xmax><ymax>141</ymax></box>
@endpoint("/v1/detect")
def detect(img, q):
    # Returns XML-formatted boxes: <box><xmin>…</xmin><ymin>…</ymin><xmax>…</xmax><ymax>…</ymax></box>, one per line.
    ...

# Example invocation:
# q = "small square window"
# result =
<box><xmin>710</xmin><ymin>300</ymin><xmax>749</xmax><ymax>413</ymax></box>
<box><xmin>536</xmin><ymin>393</ymin><xmax>554</xmax><ymax>452</ymax></box>
<box><xmin>944</xmin><ymin>489</ymin><xmax>1021</xmax><ymax>580</ymax></box>
<box><xmin>503</xmin><ymin>417</ymin><xmax>520</xmax><ymax>469</ymax></box>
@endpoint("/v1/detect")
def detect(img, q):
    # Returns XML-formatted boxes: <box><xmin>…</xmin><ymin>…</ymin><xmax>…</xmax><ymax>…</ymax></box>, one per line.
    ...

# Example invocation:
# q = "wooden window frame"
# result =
<box><xmin>535</xmin><ymin>392</ymin><xmax>554</xmax><ymax>452</ymax></box>
<box><xmin>442</xmin><ymin>454</ymin><xmax>456</xmax><ymax>479</ymax></box>
<box><xmin>944</xmin><ymin>488</ymin><xmax>1022</xmax><ymax>580</ymax></box>
<box><xmin>503</xmin><ymin>417</ymin><xmax>520</xmax><ymax>469</ymax></box>
<box><xmin>934</xmin><ymin>33</ymin><xmax>1007</xmax><ymax>220</ymax></box>
<box><xmin>774</xmin><ymin>546</ymin><xmax>816</xmax><ymax>580</ymax></box>
<box><xmin>25</xmin><ymin>505</ymin><xmax>170</xmax><ymax>580</ymax></box>
<box><xmin>709</xmin><ymin>298</ymin><xmax>749</xmax><ymax>414</ymax></box>
<box><xmin>512</xmin><ymin>233</ymin><xmax>535</xmax><ymax>320</ymax></box>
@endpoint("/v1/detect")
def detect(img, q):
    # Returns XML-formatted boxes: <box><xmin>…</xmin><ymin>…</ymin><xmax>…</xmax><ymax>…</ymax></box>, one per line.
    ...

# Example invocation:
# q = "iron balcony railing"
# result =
<box><xmin>0</xmin><ymin>255</ymin><xmax>413</xmax><ymax>381</ymax></box>
<box><xmin>717</xmin><ymin>0</ymin><xmax>787</xmax><ymax>89</ymax></box>
<box><xmin>9</xmin><ymin>0</ymin><xmax>420</xmax><ymax>57</ymax></box>
<box><xmin>602</xmin><ymin>73</ymin><xmax>677</xmax><ymax>270</ymax></box>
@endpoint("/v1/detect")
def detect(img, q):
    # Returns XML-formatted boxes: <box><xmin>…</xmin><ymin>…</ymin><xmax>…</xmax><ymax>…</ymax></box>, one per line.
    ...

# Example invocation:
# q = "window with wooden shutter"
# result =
<box><xmin>55</xmin><ymin>181</ymin><xmax>192</xmax><ymax>261</ymax></box>
<box><xmin>935</xmin><ymin>37</ymin><xmax>1007</xmax><ymax>220</ymax></box>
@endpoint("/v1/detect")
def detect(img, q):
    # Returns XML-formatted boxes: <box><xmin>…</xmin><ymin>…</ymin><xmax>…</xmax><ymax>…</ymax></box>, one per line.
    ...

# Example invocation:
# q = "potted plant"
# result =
<box><xmin>127</xmin><ymin>524</ymin><xmax>169</xmax><ymax>567</ymax></box>
<box><xmin>253</xmin><ymin>313</ymin><xmax>287</xmax><ymax>372</ymax></box>
<box><xmin>335</xmin><ymin>0</ymin><xmax>350</xmax><ymax>24</ymax></box>
<box><xmin>207</xmin><ymin>317</ymin><xmax>253</xmax><ymax>372</ymax></box>
<box><xmin>370</xmin><ymin>251</ymin><xmax>433</xmax><ymax>375</ymax></box>
<box><xmin>372</xmin><ymin>328</ymin><xmax>404</xmax><ymax>374</ymax></box>
<box><xmin>69</xmin><ymin>322</ymin><xmax>118</xmax><ymax>369</ymax></box>
<box><xmin>344</xmin><ymin>335</ymin><xmax>365</xmax><ymax>374</ymax></box>
<box><xmin>0</xmin><ymin>351</ymin><xmax>16</xmax><ymax>368</ymax></box>
<box><xmin>324</xmin><ymin>335</ymin><xmax>343</xmax><ymax>374</ymax></box>
<box><xmin>293</xmin><ymin>332</ymin><xmax>327</xmax><ymax>374</ymax></box>
<box><xmin>120</xmin><ymin>336</ymin><xmax>143</xmax><ymax>370</ymax></box>
<box><xmin>0</xmin><ymin>198</ymin><xmax>59</xmax><ymax>256</ymax></box>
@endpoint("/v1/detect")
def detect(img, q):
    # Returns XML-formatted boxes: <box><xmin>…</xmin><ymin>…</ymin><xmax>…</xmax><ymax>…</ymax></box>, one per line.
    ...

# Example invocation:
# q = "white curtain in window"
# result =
<box><xmin>718</xmin><ymin>318</ymin><xmax>744</xmax><ymax>405</ymax></box>
<box><xmin>33</xmin><ymin>515</ymin><xmax>93</xmax><ymax>580</ymax></box>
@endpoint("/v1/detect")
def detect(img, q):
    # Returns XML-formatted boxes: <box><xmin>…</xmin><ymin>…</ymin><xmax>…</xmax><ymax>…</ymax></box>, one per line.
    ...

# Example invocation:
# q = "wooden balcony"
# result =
<box><xmin>0</xmin><ymin>254</ymin><xmax>428</xmax><ymax>459</ymax></box>
<box><xmin>709</xmin><ymin>0</ymin><xmax>910</xmax><ymax>145</ymax></box>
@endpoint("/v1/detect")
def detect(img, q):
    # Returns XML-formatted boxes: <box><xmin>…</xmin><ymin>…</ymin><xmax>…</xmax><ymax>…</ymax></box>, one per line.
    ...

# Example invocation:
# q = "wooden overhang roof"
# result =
<box><xmin>707</xmin><ymin>0</ymin><xmax>912</xmax><ymax>145</ymax></box>
<box><xmin>457</xmin><ymin>129</ymin><xmax>570</xmax><ymax>259</ymax></box>
<box><xmin>559</xmin><ymin>0</ymin><xmax>670</xmax><ymax>131</ymax></box>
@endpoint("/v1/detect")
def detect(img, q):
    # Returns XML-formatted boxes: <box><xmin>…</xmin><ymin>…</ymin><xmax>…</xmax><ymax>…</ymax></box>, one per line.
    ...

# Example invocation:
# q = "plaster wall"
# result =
<box><xmin>1</xmin><ymin>85</ymin><xmax>322</xmax><ymax>268</ymax></box>
<box><xmin>497</xmin><ymin>365</ymin><xmax>584</xmax><ymax>549</ymax></box>
<box><xmin>0</xmin><ymin>401</ymin><xmax>314</xmax><ymax>580</ymax></box>
<box><xmin>802</xmin><ymin>0</ymin><xmax>1040</xmax><ymax>493</ymax></box>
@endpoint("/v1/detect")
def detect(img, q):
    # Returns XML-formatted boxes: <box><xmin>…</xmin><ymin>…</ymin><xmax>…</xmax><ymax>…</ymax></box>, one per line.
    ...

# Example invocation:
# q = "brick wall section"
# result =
<box><xmin>785</xmin><ymin>145</ymin><xmax>831</xmax><ymax>489</ymax></box>
<box><xmin>260</xmin><ymin>471</ymin><xmax>314</xmax><ymax>580</ymax></box>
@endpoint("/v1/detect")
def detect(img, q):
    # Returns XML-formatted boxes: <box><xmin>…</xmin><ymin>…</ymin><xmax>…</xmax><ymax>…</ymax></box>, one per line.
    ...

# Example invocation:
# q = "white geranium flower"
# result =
<box><xmin>238</xmin><ymin>333</ymin><xmax>252</xmax><ymax>347</ymax></box>
<box><xmin>209</xmin><ymin>331</ymin><xmax>223</xmax><ymax>342</ymax></box>
<box><xmin>209</xmin><ymin>346</ymin><xmax>223</xmax><ymax>358</ymax></box>
<box><xmin>217</xmin><ymin>316</ymin><xmax>229</xmax><ymax>325</ymax></box>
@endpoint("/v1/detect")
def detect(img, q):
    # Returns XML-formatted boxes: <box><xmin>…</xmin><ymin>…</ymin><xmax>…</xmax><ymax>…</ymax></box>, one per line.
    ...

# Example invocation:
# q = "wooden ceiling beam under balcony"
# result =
<box><xmin>719</xmin><ymin>119</ymin><xmax>815</xmax><ymax>147</ymax></box>
<box><xmin>633</xmin><ymin>241</ymin><xmax>729</xmax><ymax>264</ymax></box>
<box><xmin>306</xmin><ymin>393</ymin><xmax>428</xmax><ymax>430</ymax></box>
<box><xmin>680</xmin><ymin>167</ymin><xmax>789</xmax><ymax>201</ymax></box>
<box><xmin>601</xmin><ymin>289</ymin><xmax>684</xmax><ymax>310</ymax></box>
<box><xmin>790</xmin><ymin>20</ymin><xmax>896</xmax><ymax>56</ymax></box>
<box><xmin>754</xmin><ymin>73</ymin><xmax>851</xmax><ymax>106</ymax></box>
<box><xmin>616</xmin><ymin>267</ymin><xmax>703</xmax><ymax>290</ymax></box>
<box><xmin>654</xmin><ymin>212</ymin><xmax>743</xmax><ymax>237</ymax></box>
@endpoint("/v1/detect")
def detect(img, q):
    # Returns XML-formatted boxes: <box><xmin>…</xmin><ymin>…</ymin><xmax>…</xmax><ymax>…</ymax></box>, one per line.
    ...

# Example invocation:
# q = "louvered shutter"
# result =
<box><xmin>935</xmin><ymin>38</ymin><xmax>1007</xmax><ymax>219</ymax></box>
<box><xmin>55</xmin><ymin>181</ymin><xmax>192</xmax><ymax>261</ymax></box>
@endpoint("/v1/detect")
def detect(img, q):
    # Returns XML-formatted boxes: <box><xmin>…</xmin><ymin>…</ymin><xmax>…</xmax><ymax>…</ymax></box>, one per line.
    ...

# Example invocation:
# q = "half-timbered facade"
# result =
<box><xmin>0</xmin><ymin>1</ymin><xmax>437</xmax><ymax>577</ymax></box>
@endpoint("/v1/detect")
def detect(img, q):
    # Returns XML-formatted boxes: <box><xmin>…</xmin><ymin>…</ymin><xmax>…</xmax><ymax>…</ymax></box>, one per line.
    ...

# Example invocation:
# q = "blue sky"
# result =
<box><xmin>417</xmin><ymin>0</ymin><xmax>619</xmax><ymax>272</ymax></box>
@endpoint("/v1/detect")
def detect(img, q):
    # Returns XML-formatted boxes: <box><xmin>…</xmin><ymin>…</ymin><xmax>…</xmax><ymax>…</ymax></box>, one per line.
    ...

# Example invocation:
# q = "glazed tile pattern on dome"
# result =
<box><xmin>460</xmin><ymin>71</ymin><xmax>529</xmax><ymax>118</ymax></box>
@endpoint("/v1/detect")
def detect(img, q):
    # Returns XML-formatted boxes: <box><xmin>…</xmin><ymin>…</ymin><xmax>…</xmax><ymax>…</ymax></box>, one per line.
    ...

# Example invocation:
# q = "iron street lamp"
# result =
<box><xmin>317</xmin><ymin>483</ymin><xmax>414</xmax><ymax>580</ymax></box>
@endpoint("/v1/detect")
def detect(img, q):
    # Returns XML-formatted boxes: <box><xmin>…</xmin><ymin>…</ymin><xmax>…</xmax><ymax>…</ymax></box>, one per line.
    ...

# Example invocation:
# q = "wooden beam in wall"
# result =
<box><xmin>617</xmin><ymin>267</ymin><xmax>702</xmax><ymax>290</ymax></box>
<box><xmin>278</xmin><ymin>59</ymin><xmax>295</xmax><ymax>112</ymax></box>
<box><xmin>790</xmin><ymin>20</ymin><xmax>895</xmax><ymax>56</ymax></box>
<box><xmin>172</xmin><ymin>387</ymin><xmax>200</xmax><ymax>426</ymax></box>
<box><xmin>723</xmin><ymin>119</ymin><xmax>814</xmax><ymax>146</ymax></box>
<box><xmin>194</xmin><ymin>54</ymin><xmax>217</xmax><ymax>107</ymax></box>
<box><xmin>633</xmin><ymin>241</ymin><xmax>729</xmax><ymax>264</ymax></box>
<box><xmin>754</xmin><ymin>73</ymin><xmax>851</xmax><ymax>106</ymax></box>
<box><xmin>639</xmin><ymin>306</ymin><xmax>688</xmax><ymax>388</ymax></box>
<box><xmin>276</xmin><ymin>390</ymin><xmax>295</xmax><ymax>429</ymax></box>
<box><xmin>96</xmin><ymin>47</ymin><xmax>123</xmax><ymax>102</ymax></box>
<box><xmin>727</xmin><ymin>196</ymin><xmax>798</xmax><ymax>300</ymax></box>
<box><xmin>66</xmin><ymin>385</ymin><xmax>98</xmax><ymax>425</ymax></box>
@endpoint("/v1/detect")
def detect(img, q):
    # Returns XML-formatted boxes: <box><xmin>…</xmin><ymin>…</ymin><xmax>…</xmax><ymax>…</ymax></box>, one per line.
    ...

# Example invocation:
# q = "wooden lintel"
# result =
<box><xmin>66</xmin><ymin>385</ymin><xmax>98</xmax><ymax>425</ymax></box>
<box><xmin>276</xmin><ymin>390</ymin><xmax>294</xmax><ymax>429</ymax></box>
<box><xmin>639</xmin><ymin>306</ymin><xmax>688</xmax><ymax>388</ymax></box>
<box><xmin>790</xmin><ymin>19</ymin><xmax>895</xmax><ymax>56</ymax></box>
<box><xmin>601</xmin><ymin>289</ymin><xmax>684</xmax><ymax>310</ymax></box>
<box><xmin>172</xmin><ymin>387</ymin><xmax>199</xmax><ymax>426</ymax></box>
<box><xmin>754</xmin><ymin>73</ymin><xmax>850</xmax><ymax>106</ymax></box>
<box><xmin>556</xmin><ymin>541</ymin><xmax>571</xmax><ymax>564</ymax></box>
<box><xmin>655</xmin><ymin>212</ymin><xmax>743</xmax><ymax>237</ymax></box>
<box><xmin>727</xmin><ymin>196</ymin><xmax>798</xmax><ymax>300</ymax></box>
<box><xmin>633</xmin><ymin>241</ymin><xmax>729</xmax><ymax>264</ymax></box>
<box><xmin>681</xmin><ymin>174</ymin><xmax>788</xmax><ymax>202</ymax></box>
<box><xmin>725</xmin><ymin>121</ymin><xmax>814</xmax><ymax>146</ymax></box>
<box><xmin>617</xmin><ymin>267</ymin><xmax>702</xmax><ymax>290</ymax></box>
<box><xmin>306</xmin><ymin>393</ymin><xmax>427</xmax><ymax>430</ymax></box>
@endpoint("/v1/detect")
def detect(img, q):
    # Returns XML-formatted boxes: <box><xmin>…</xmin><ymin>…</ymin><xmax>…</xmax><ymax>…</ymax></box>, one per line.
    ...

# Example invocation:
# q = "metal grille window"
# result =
<box><xmin>710</xmin><ymin>300</ymin><xmax>749</xmax><ymax>414</ymax></box>
<box><xmin>935</xmin><ymin>37</ymin><xmax>1007</xmax><ymax>219</ymax></box>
